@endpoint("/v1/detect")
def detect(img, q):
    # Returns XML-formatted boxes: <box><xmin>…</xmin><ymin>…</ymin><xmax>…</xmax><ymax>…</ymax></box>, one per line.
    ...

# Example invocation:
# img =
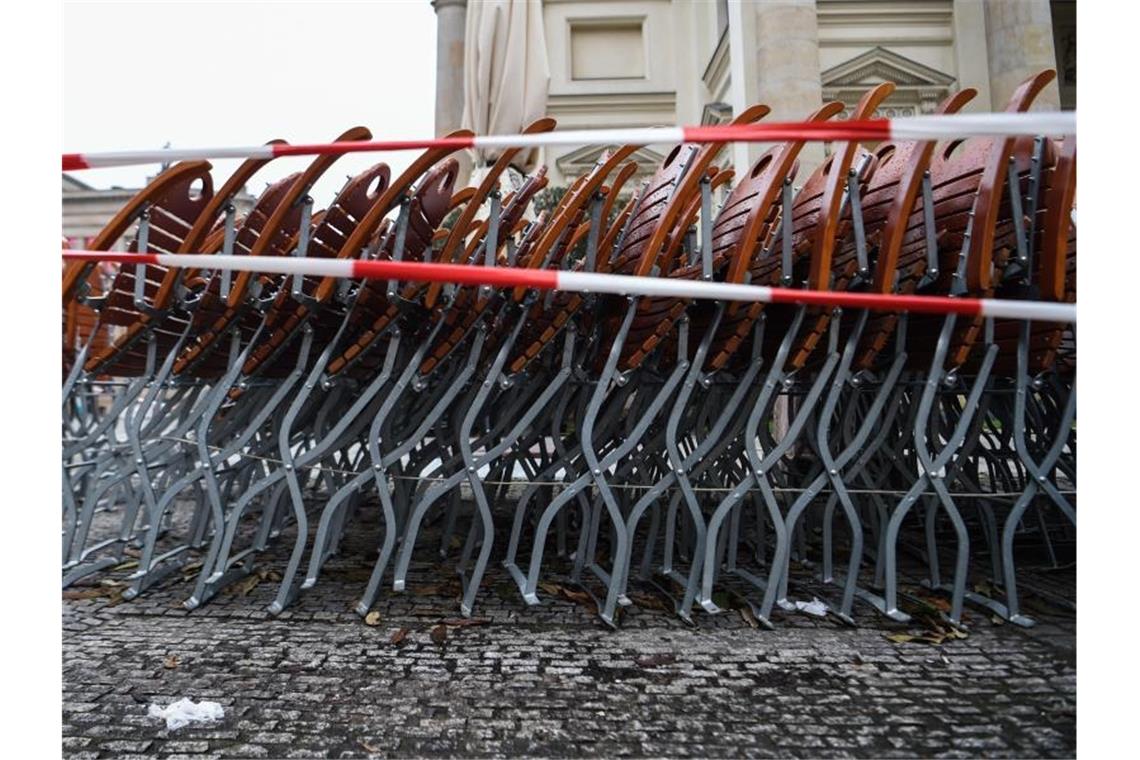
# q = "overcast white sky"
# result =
<box><xmin>63</xmin><ymin>0</ymin><xmax>438</xmax><ymax>206</ymax></box>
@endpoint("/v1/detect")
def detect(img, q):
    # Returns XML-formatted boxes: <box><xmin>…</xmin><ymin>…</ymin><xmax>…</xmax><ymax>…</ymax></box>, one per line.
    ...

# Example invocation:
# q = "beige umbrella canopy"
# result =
<box><xmin>461</xmin><ymin>0</ymin><xmax>551</xmax><ymax>176</ymax></box>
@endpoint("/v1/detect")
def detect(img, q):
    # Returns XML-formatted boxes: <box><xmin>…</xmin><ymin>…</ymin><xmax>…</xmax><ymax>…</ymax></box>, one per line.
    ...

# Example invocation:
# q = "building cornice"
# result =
<box><xmin>62</xmin><ymin>189</ymin><xmax>137</xmax><ymax>202</ymax></box>
<box><xmin>548</xmin><ymin>91</ymin><xmax>675</xmax><ymax>117</ymax></box>
<box><xmin>431</xmin><ymin>0</ymin><xmax>467</xmax><ymax>12</ymax></box>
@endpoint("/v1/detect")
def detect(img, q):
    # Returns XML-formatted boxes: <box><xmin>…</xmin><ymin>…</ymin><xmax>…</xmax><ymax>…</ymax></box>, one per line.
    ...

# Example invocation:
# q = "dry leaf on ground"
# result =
<box><xmin>635</xmin><ymin>653</ymin><xmax>677</xmax><ymax>669</ymax></box>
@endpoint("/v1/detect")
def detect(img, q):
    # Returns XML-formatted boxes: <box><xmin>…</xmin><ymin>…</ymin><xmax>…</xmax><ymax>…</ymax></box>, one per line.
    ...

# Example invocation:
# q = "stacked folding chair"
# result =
<box><xmin>63</xmin><ymin>69</ymin><xmax>1075</xmax><ymax>631</ymax></box>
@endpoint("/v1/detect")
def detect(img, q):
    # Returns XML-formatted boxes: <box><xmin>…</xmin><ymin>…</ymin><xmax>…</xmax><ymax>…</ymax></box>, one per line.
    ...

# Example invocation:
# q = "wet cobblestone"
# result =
<box><xmin>63</xmin><ymin>505</ymin><xmax>1075</xmax><ymax>758</ymax></box>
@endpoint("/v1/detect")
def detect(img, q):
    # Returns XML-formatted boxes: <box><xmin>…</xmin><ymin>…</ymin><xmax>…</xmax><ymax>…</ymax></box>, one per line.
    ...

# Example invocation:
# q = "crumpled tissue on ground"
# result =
<box><xmin>147</xmin><ymin>698</ymin><xmax>224</xmax><ymax>730</ymax></box>
<box><xmin>793</xmin><ymin>597</ymin><xmax>829</xmax><ymax>617</ymax></box>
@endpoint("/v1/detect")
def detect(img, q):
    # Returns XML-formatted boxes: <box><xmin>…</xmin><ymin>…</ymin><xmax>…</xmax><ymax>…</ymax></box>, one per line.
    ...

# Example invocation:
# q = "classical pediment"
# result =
<box><xmin>822</xmin><ymin>46</ymin><xmax>956</xmax><ymax>89</ymax></box>
<box><xmin>822</xmin><ymin>47</ymin><xmax>956</xmax><ymax>116</ymax></box>
<box><xmin>555</xmin><ymin>144</ymin><xmax>668</xmax><ymax>181</ymax></box>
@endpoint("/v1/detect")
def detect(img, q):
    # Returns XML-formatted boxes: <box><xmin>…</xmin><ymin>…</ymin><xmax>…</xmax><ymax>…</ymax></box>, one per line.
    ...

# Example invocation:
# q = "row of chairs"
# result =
<box><xmin>63</xmin><ymin>70</ymin><xmax>1075</xmax><ymax>629</ymax></box>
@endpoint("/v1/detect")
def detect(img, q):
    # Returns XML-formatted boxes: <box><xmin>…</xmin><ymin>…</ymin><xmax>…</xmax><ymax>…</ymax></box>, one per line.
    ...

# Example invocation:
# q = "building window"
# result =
<box><xmin>569</xmin><ymin>19</ymin><xmax>647</xmax><ymax>81</ymax></box>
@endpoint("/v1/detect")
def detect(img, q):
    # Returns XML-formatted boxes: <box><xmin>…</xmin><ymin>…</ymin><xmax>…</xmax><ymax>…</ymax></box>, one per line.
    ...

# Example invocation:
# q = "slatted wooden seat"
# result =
<box><xmin>167</xmin><ymin>171</ymin><xmax>302</xmax><ymax>377</ymax></box>
<box><xmin>172</xmin><ymin>127</ymin><xmax>373</xmax><ymax>378</ymax></box>
<box><xmin>752</xmin><ymin>83</ymin><xmax>896</xmax><ymax>372</ymax></box>
<box><xmin>699</xmin><ymin>103</ymin><xmax>848</xmax><ymax>373</ymax></box>
<box><xmin>64</xmin><ymin>161</ymin><xmax>216</xmax><ymax>376</ymax></box>
<box><xmin>849</xmin><ymin>90</ymin><xmax>978</xmax><ymax>370</ymax></box>
<box><xmin>505</xmin><ymin>148</ymin><xmax>643</xmax><ymax>375</ymax></box>
<box><xmin>903</xmin><ymin>70</ymin><xmax>1059</xmax><ymax>371</ymax></box>
<box><xmin>963</xmin><ymin>133</ymin><xmax>1074</xmax><ymax>377</ymax></box>
<box><xmin>307</xmin><ymin>127</ymin><xmax>479</xmax><ymax>380</ymax></box>
<box><xmin>415</xmin><ymin>120</ymin><xmax>558</xmax><ymax>375</ymax></box>
<box><xmin>615</xmin><ymin>106</ymin><xmax>772</xmax><ymax>372</ymax></box>
<box><xmin>83</xmin><ymin>149</ymin><xmax>288</xmax><ymax>377</ymax></box>
<box><xmin>588</xmin><ymin>144</ymin><xmax>700</xmax><ymax>372</ymax></box>
<box><xmin>322</xmin><ymin>159</ymin><xmax>461</xmax><ymax>380</ymax></box>
<box><xmin>237</xmin><ymin>162</ymin><xmax>392</xmax><ymax>380</ymax></box>
<box><xmin>420</xmin><ymin>167</ymin><xmax>550</xmax><ymax>375</ymax></box>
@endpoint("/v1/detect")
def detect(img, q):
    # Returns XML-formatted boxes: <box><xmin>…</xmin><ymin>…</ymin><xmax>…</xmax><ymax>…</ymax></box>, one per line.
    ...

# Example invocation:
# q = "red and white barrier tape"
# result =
<box><xmin>62</xmin><ymin>112</ymin><xmax>1075</xmax><ymax>171</ymax></box>
<box><xmin>62</xmin><ymin>251</ymin><xmax>1076</xmax><ymax>323</ymax></box>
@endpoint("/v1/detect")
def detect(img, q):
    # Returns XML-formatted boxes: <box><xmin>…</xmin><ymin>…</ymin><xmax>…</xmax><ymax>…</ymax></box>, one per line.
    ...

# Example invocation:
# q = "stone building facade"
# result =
<box><xmin>62</xmin><ymin>174</ymin><xmax>138</xmax><ymax>250</ymax></box>
<box><xmin>432</xmin><ymin>0</ymin><xmax>1076</xmax><ymax>185</ymax></box>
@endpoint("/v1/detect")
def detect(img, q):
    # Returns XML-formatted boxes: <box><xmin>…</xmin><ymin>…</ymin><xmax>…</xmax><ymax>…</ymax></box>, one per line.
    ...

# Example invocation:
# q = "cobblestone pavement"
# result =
<box><xmin>63</xmin><ymin>506</ymin><xmax>1075</xmax><ymax>758</ymax></box>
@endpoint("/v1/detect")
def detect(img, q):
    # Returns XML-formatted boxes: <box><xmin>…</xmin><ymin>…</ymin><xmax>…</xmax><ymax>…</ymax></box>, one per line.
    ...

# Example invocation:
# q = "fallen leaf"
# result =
<box><xmin>635</xmin><ymin>653</ymin><xmax>676</xmax><ymax>669</ymax></box>
<box><xmin>885</xmin><ymin>632</ymin><xmax>919</xmax><ymax>644</ymax></box>
<box><xmin>739</xmin><ymin>607</ymin><xmax>760</xmax><ymax>629</ymax></box>
<box><xmin>390</xmin><ymin>627</ymin><xmax>409</xmax><ymax>646</ymax></box>
<box><xmin>113</xmin><ymin>560</ymin><xmax>139</xmax><ymax>572</ymax></box>
<box><xmin>163</xmin><ymin>655</ymin><xmax>179</xmax><ymax>669</ymax></box>
<box><xmin>414</xmin><ymin>583</ymin><xmax>458</xmax><ymax>597</ymax></box>
<box><xmin>235</xmin><ymin>574</ymin><xmax>261</xmax><ymax>597</ymax></box>
<box><xmin>62</xmin><ymin>588</ymin><xmax>106</xmax><ymax>600</ymax></box>
<box><xmin>972</xmin><ymin>580</ymin><xmax>999</xmax><ymax>598</ymax></box>
<box><xmin>430</xmin><ymin>624</ymin><xmax>448</xmax><ymax>645</ymax></box>
<box><xmin>925</xmin><ymin>596</ymin><xmax>952</xmax><ymax>613</ymax></box>
<box><xmin>364</xmin><ymin>611</ymin><xmax>382</xmax><ymax>627</ymax></box>
<box><xmin>629</xmin><ymin>593</ymin><xmax>670</xmax><ymax>612</ymax></box>
<box><xmin>538</xmin><ymin>581</ymin><xmax>596</xmax><ymax>611</ymax></box>
<box><xmin>361</xmin><ymin>740</ymin><xmax>383</xmax><ymax>754</ymax></box>
<box><xmin>62</xmin><ymin>586</ymin><xmax>124</xmax><ymax>605</ymax></box>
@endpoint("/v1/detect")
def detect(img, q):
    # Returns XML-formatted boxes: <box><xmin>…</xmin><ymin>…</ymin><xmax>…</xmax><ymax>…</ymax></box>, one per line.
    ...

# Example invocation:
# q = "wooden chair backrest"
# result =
<box><xmin>62</xmin><ymin>161</ymin><xmax>214</xmax><ymax>303</ymax></box>
<box><xmin>630</xmin><ymin>104</ymin><xmax>771</xmax><ymax>278</ymax></box>
<box><xmin>238</xmin><ymin>162</ymin><xmax>393</xmax><ymax>378</ymax></box>
<box><xmin>321</xmin><ymin>160</ymin><xmax>462</xmax><ymax>379</ymax></box>
<box><xmin>870</xmin><ymin>88</ymin><xmax>977</xmax><ymax>295</ymax></box>
<box><xmin>226</xmin><ymin>126</ymin><xmax>372</xmax><ymax>307</ymax></box>
<box><xmin>1041</xmin><ymin>135</ymin><xmax>1075</xmax><ymax>302</ymax></box>
<box><xmin>313</xmin><ymin>129</ymin><xmax>475</xmax><ymax>303</ymax></box>
<box><xmin>961</xmin><ymin>69</ymin><xmax>1057</xmax><ymax>294</ymax></box>
<box><xmin>805</xmin><ymin>82</ymin><xmax>896</xmax><ymax>292</ymax></box>
<box><xmin>511</xmin><ymin>145</ymin><xmax>643</xmax><ymax>300</ymax></box>
<box><xmin>423</xmin><ymin>118</ymin><xmax>557</xmax><ymax>307</ymax></box>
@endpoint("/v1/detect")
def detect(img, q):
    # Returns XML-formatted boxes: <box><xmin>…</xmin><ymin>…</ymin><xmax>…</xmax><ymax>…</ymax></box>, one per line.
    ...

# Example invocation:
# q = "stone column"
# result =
<box><xmin>432</xmin><ymin>0</ymin><xmax>467</xmax><ymax>136</ymax></box>
<box><xmin>750</xmin><ymin>1</ymin><xmax>824</xmax><ymax>442</ymax></box>
<box><xmin>432</xmin><ymin>0</ymin><xmax>471</xmax><ymax>183</ymax></box>
<box><xmin>752</xmin><ymin>0</ymin><xmax>824</xmax><ymax>166</ymax></box>
<box><xmin>951</xmin><ymin>0</ymin><xmax>992</xmax><ymax>113</ymax></box>
<box><xmin>983</xmin><ymin>0</ymin><xmax>1060</xmax><ymax>111</ymax></box>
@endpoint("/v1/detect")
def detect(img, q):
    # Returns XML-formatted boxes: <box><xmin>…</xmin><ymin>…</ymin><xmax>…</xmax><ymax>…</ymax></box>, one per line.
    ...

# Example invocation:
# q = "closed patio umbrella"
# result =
<box><xmin>461</xmin><ymin>0</ymin><xmax>550</xmax><ymax>179</ymax></box>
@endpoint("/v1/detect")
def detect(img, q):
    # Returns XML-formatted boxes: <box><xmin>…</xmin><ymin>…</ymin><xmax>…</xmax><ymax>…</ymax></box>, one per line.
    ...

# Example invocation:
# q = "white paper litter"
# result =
<box><xmin>147</xmin><ymin>698</ymin><xmax>224</xmax><ymax>730</ymax></box>
<box><xmin>793</xmin><ymin>597</ymin><xmax>829</xmax><ymax>617</ymax></box>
